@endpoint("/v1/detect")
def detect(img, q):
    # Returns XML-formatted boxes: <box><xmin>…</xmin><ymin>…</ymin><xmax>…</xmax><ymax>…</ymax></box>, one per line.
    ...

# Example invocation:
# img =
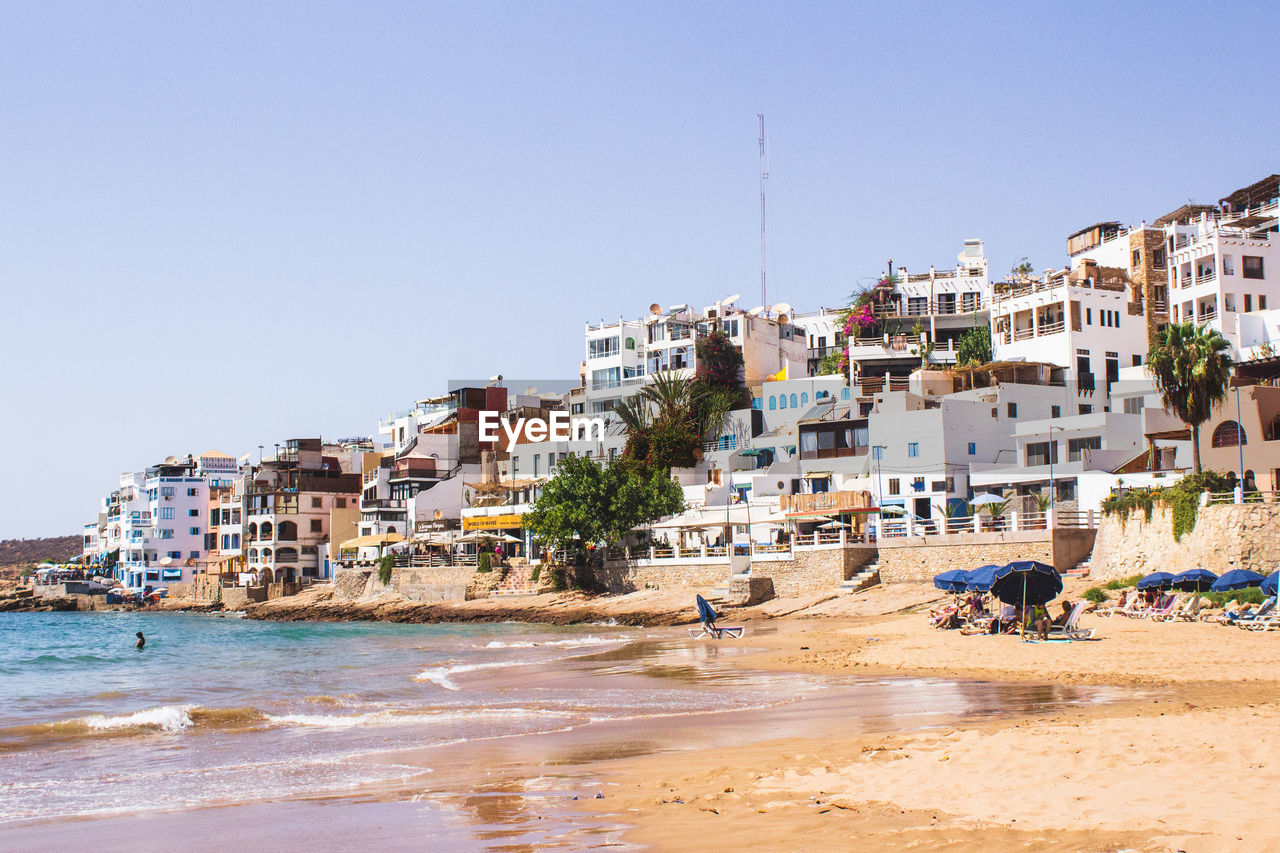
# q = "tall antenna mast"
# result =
<box><xmin>758</xmin><ymin>113</ymin><xmax>768</xmax><ymax>309</ymax></box>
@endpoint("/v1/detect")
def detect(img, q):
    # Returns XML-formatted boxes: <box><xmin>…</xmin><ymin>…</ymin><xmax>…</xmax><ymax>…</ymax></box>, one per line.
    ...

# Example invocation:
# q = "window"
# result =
<box><xmin>188</xmin><ymin>508</ymin><xmax>199</xmax><ymax>517</ymax></box>
<box><xmin>1051</xmin><ymin>405</ymin><xmax>1061</xmax><ymax>418</ymax></box>
<box><xmin>790</xmin><ymin>393</ymin><xmax>798</xmax><ymax>408</ymax></box>
<box><xmin>968</xmin><ymin>442</ymin><xmax>976</xmax><ymax>455</ymax></box>
<box><xmin>160</xmin><ymin>529</ymin><xmax>174</xmax><ymax>539</ymax></box>
<box><xmin>720</xmin><ymin>319</ymin><xmax>739</xmax><ymax>337</ymax></box>
<box><xmin>335</xmin><ymin>498</ymin><xmax>346</xmax><ymax>508</ymax></box>
<box><xmin>800</xmin><ymin>392</ymin><xmax>808</xmax><ymax>406</ymax></box>
<box><xmin>533</xmin><ymin>455</ymin><xmax>541</xmax><ymax>477</ymax></box>
<box><xmin>887</xmin><ymin>478</ymin><xmax>900</xmax><ymax>494</ymax></box>
<box><xmin>907</xmin><ymin>442</ymin><xmax>919</xmax><ymax>458</ymax></box>
<box><xmin>1132</xmin><ymin>249</ymin><xmax>1141</xmax><ymax>267</ymax></box>
<box><xmin>311</xmin><ymin>519</ymin><xmax>323</xmax><ymax>533</ymax></box>
<box><xmin>1067</xmin><ymin>436</ymin><xmax>1102</xmax><ymax>462</ymax></box>
<box><xmin>1086</xmin><ymin>308</ymin><xmax>1092</xmax><ymax>325</ymax></box>
<box><xmin>1244</xmin><ymin>256</ymin><xmax>1264</xmax><ymax>280</ymax></box>
<box><xmin>1261</xmin><ymin>295</ymin><xmax>1268</xmax><ymax>311</ymax></box>
<box><xmin>1026</xmin><ymin>441</ymin><xmax>1058</xmax><ymax>467</ymax></box>
<box><xmin>872</xmin><ymin>446</ymin><xmax>884</xmax><ymax>461</ymax></box>
<box><xmin>189</xmin><ymin>526</ymin><xmax>200</xmax><ymax>535</ymax></box>
<box><xmin>1152</xmin><ymin>248</ymin><xmax>1166</xmax><ymax>267</ymax></box>
<box><xmin>187</xmin><ymin>488</ymin><xmax>198</xmax><ymax>496</ymax></box>
<box><xmin>1133</xmin><ymin>354</ymin><xmax>1142</xmax><ymax>366</ymax></box>
<box><xmin>1079</xmin><ymin>404</ymin><xmax>1093</xmax><ymax>415</ymax></box>
<box><xmin>1123</xmin><ymin>397</ymin><xmax>1142</xmax><ymax>415</ymax></box>
<box><xmin>161</xmin><ymin>487</ymin><xmax>175</xmax><ymax>497</ymax></box>
<box><xmin>1007</xmin><ymin>402</ymin><xmax>1017</xmax><ymax>418</ymax></box>
<box><xmin>841</xmin><ymin>387</ymin><xmax>850</xmax><ymax>400</ymax></box>
<box><xmin>624</xmin><ymin>337</ymin><xmax>636</xmax><ymax>350</ymax></box>
<box><xmin>779</xmin><ymin>395</ymin><xmax>787</xmax><ymax>410</ymax></box>
<box><xmin>311</xmin><ymin>496</ymin><xmax>322</xmax><ymax>508</ymax></box>
<box><xmin>912</xmin><ymin>477</ymin><xmax>925</xmax><ymax>491</ymax></box>
<box><xmin>160</xmin><ymin>507</ymin><xmax>174</xmax><ymax>520</ymax></box>
<box><xmin>769</xmin><ymin>395</ymin><xmax>776</xmax><ymax>410</ymax></box>
<box><xmin>1212</xmin><ymin>421</ymin><xmax>1247</xmax><ymax>447</ymax></box>
<box><xmin>588</xmin><ymin>336</ymin><xmax>620</xmax><ymax>359</ymax></box>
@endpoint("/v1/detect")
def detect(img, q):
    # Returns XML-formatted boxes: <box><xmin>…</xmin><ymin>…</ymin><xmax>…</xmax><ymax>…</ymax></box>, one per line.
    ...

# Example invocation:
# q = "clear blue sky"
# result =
<box><xmin>1</xmin><ymin>1</ymin><xmax>1276</xmax><ymax>537</ymax></box>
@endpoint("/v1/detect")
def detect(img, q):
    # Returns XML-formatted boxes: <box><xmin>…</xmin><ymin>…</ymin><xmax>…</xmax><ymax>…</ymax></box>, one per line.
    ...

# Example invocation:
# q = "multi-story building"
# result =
<box><xmin>582</xmin><ymin>298</ymin><xmax>807</xmax><ymax>414</ymax></box>
<box><xmin>1162</xmin><ymin>177</ymin><xmax>1278</xmax><ymax>358</ymax></box>
<box><xmin>843</xmin><ymin>240</ymin><xmax>992</xmax><ymax>382</ymax></box>
<box><xmin>243</xmin><ymin>438</ymin><xmax>362</xmax><ymax>584</ymax></box>
<box><xmin>990</xmin><ymin>261</ymin><xmax>1147</xmax><ymax>410</ymax></box>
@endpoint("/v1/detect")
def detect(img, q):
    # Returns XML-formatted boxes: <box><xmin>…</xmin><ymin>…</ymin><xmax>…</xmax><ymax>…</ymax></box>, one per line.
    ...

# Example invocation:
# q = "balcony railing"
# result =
<box><xmin>1012</xmin><ymin>326</ymin><xmax>1035</xmax><ymax>341</ymax></box>
<box><xmin>1038</xmin><ymin>319</ymin><xmax>1066</xmax><ymax>335</ymax></box>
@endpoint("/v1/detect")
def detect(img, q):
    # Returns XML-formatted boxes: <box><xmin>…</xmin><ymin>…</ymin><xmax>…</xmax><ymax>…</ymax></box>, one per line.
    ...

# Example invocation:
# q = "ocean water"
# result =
<box><xmin>0</xmin><ymin>612</ymin><xmax>808</xmax><ymax>831</ymax></box>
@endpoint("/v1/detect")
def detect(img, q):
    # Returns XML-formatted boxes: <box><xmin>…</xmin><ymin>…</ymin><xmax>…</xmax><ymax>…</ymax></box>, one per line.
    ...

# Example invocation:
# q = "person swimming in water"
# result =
<box><xmin>135</xmin><ymin>631</ymin><xmax>145</xmax><ymax>649</ymax></box>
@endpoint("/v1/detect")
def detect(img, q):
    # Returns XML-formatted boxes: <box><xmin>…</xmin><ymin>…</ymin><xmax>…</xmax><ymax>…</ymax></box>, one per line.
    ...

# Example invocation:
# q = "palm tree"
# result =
<box><xmin>1146</xmin><ymin>322</ymin><xmax>1233</xmax><ymax>473</ymax></box>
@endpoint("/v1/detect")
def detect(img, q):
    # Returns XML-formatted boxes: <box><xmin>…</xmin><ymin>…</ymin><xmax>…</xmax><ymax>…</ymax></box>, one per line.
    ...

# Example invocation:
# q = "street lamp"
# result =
<box><xmin>1047</xmin><ymin>425</ymin><xmax>1063</xmax><ymax>517</ymax></box>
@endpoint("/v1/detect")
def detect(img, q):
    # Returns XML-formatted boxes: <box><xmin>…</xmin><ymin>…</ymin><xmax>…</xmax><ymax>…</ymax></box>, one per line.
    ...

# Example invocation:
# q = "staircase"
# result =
<box><xmin>1062</xmin><ymin>559</ymin><xmax>1092</xmax><ymax>579</ymax></box>
<box><xmin>839</xmin><ymin>561</ymin><xmax>880</xmax><ymax>593</ymax></box>
<box><xmin>491</xmin><ymin>561</ymin><xmax>540</xmax><ymax>596</ymax></box>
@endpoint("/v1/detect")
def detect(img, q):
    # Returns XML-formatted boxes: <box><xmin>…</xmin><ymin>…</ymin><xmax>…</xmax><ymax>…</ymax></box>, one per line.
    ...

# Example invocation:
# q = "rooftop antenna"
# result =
<box><xmin>758</xmin><ymin>113</ymin><xmax>768</xmax><ymax>309</ymax></box>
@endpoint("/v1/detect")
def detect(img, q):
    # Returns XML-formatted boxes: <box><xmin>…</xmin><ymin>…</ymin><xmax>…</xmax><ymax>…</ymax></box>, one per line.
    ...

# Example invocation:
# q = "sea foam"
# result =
<box><xmin>81</xmin><ymin>705</ymin><xmax>195</xmax><ymax>733</ymax></box>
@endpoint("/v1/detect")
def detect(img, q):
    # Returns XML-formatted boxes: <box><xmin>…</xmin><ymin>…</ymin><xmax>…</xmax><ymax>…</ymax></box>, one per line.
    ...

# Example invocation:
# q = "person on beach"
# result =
<box><xmin>135</xmin><ymin>632</ymin><xmax>145</xmax><ymax>650</ymax></box>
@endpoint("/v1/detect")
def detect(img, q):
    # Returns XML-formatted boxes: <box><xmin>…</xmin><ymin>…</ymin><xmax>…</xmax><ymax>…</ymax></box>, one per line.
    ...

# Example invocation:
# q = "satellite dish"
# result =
<box><xmin>648</xmin><ymin>303</ymin><xmax>661</xmax><ymax>314</ymax></box>
<box><xmin>164</xmin><ymin>455</ymin><xmax>178</xmax><ymax>464</ymax></box>
<box><xmin>722</xmin><ymin>293</ymin><xmax>742</xmax><ymax>306</ymax></box>
<box><xmin>773</xmin><ymin>302</ymin><xmax>793</xmax><ymax>317</ymax></box>
<box><xmin>667</xmin><ymin>303</ymin><xmax>688</xmax><ymax>314</ymax></box>
<box><xmin>747</xmin><ymin>305</ymin><xmax>765</xmax><ymax>317</ymax></box>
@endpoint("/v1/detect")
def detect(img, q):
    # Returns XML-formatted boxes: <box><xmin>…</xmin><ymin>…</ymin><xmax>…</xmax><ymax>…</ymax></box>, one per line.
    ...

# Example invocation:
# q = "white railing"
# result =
<box><xmin>1038</xmin><ymin>319</ymin><xmax>1066</xmax><ymax>335</ymax></box>
<box><xmin>1012</xmin><ymin>326</ymin><xmax>1035</xmax><ymax>341</ymax></box>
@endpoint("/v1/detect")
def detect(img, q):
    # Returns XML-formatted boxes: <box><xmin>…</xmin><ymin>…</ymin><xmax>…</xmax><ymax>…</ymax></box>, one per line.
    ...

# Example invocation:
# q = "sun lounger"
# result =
<box><xmin>1219</xmin><ymin>597</ymin><xmax>1276</xmax><ymax>626</ymax></box>
<box><xmin>1045</xmin><ymin>601</ymin><xmax>1095</xmax><ymax>640</ymax></box>
<box><xmin>1151</xmin><ymin>594</ymin><xmax>1187</xmax><ymax>622</ymax></box>
<box><xmin>688</xmin><ymin>624</ymin><xmax>745</xmax><ymax>639</ymax></box>
<box><xmin>1175</xmin><ymin>596</ymin><xmax>1204</xmax><ymax>621</ymax></box>
<box><xmin>1099</xmin><ymin>595</ymin><xmax>1147</xmax><ymax>618</ymax></box>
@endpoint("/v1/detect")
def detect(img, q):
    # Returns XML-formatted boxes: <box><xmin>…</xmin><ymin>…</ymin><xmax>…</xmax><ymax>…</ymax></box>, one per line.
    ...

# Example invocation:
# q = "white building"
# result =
<box><xmin>582</xmin><ymin>298</ymin><xmax>807</xmax><ymax>414</ymax></box>
<box><xmin>1163</xmin><ymin>189</ymin><xmax>1278</xmax><ymax>358</ymax></box>
<box><xmin>844</xmin><ymin>239</ymin><xmax>993</xmax><ymax>381</ymax></box>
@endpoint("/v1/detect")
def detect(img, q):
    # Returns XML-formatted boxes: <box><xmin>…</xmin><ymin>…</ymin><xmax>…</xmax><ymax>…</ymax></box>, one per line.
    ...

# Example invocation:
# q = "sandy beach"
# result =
<box><xmin>579</xmin><ymin>580</ymin><xmax>1280</xmax><ymax>852</ymax></box>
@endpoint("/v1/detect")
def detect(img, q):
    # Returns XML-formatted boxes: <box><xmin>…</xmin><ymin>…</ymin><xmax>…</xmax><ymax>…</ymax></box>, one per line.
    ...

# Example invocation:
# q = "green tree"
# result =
<box><xmin>694</xmin><ymin>329</ymin><xmax>744</xmax><ymax>388</ymax></box>
<box><xmin>1010</xmin><ymin>257</ymin><xmax>1033</xmax><ymax>282</ymax></box>
<box><xmin>616</xmin><ymin>367</ymin><xmax>742</xmax><ymax>471</ymax></box>
<box><xmin>1146</xmin><ymin>322</ymin><xmax>1233</xmax><ymax>473</ymax></box>
<box><xmin>956</xmin><ymin>325</ymin><xmax>992</xmax><ymax>366</ymax></box>
<box><xmin>523</xmin><ymin>455</ymin><xmax>685</xmax><ymax>557</ymax></box>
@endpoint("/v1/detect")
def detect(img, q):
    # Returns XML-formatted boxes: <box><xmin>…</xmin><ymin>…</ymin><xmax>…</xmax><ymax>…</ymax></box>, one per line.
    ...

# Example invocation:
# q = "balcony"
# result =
<box><xmin>1196</xmin><ymin>271</ymin><xmax>1217</xmax><ymax>284</ymax></box>
<box><xmin>1012</xmin><ymin>326</ymin><xmax>1035</xmax><ymax>341</ymax></box>
<box><xmin>1038</xmin><ymin>319</ymin><xmax>1066</xmax><ymax>335</ymax></box>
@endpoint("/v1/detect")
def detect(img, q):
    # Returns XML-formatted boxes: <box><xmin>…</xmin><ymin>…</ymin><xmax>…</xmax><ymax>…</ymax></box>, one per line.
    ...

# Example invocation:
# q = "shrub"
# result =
<box><xmin>377</xmin><ymin>555</ymin><xmax>395</xmax><ymax>586</ymax></box>
<box><xmin>477</xmin><ymin>552</ymin><xmax>492</xmax><ymax>573</ymax></box>
<box><xmin>1083</xmin><ymin>586</ymin><xmax>1108</xmax><ymax>604</ymax></box>
<box><xmin>1099</xmin><ymin>471</ymin><xmax>1232</xmax><ymax>540</ymax></box>
<box><xmin>1103</xmin><ymin>573</ymin><xmax>1145</xmax><ymax>591</ymax></box>
<box><xmin>530</xmin><ymin>565</ymin><xmax>542</xmax><ymax>583</ymax></box>
<box><xmin>550</xmin><ymin>567</ymin><xmax>567</xmax><ymax>592</ymax></box>
<box><xmin>1200</xmin><ymin>587</ymin><xmax>1267</xmax><ymax>608</ymax></box>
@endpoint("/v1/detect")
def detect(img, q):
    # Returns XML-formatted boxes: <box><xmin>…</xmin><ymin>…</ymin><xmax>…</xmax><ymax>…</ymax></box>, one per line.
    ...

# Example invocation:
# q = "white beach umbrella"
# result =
<box><xmin>969</xmin><ymin>493</ymin><xmax>1007</xmax><ymax>506</ymax></box>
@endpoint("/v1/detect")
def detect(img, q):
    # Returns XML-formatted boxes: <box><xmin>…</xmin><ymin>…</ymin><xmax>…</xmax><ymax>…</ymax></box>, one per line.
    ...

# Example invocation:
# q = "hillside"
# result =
<box><xmin>0</xmin><ymin>536</ymin><xmax>81</xmax><ymax>569</ymax></box>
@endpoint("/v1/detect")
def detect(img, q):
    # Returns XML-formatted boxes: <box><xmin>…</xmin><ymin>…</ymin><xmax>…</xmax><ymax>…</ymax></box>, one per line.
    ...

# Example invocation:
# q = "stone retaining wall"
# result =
<box><xmin>877</xmin><ymin>529</ymin><xmax>1095</xmax><ymax>583</ymax></box>
<box><xmin>1090</xmin><ymin>503</ymin><xmax>1280</xmax><ymax>582</ymax></box>
<box><xmin>596</xmin><ymin>546</ymin><xmax>877</xmax><ymax>596</ymax></box>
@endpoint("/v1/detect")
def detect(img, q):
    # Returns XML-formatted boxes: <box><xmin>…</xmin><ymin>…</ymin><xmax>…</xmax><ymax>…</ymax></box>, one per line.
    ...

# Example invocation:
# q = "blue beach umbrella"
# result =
<box><xmin>1211</xmin><ymin>570</ymin><xmax>1265</xmax><ymax>592</ymax></box>
<box><xmin>965</xmin><ymin>565</ymin><xmax>1001</xmax><ymax>593</ymax></box>
<box><xmin>992</xmin><ymin>561</ymin><xmax>1063</xmax><ymax>641</ymax></box>
<box><xmin>1137</xmin><ymin>572</ymin><xmax>1175</xmax><ymax>590</ymax></box>
<box><xmin>934</xmin><ymin>569</ymin><xmax>970</xmax><ymax>593</ymax></box>
<box><xmin>1263</xmin><ymin>571</ymin><xmax>1279</xmax><ymax>598</ymax></box>
<box><xmin>695</xmin><ymin>594</ymin><xmax>718</xmax><ymax>624</ymax></box>
<box><xmin>1171</xmin><ymin>569</ymin><xmax>1219</xmax><ymax>592</ymax></box>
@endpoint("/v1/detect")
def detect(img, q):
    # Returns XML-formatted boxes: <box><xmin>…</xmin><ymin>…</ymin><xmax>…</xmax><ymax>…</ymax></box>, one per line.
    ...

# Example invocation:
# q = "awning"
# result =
<box><xmin>802</xmin><ymin>471</ymin><xmax>832</xmax><ymax>479</ymax></box>
<box><xmin>339</xmin><ymin>533</ymin><xmax>405</xmax><ymax>550</ymax></box>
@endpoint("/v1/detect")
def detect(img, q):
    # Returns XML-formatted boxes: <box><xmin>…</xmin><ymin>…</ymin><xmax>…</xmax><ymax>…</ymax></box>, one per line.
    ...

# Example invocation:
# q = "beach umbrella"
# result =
<box><xmin>878</xmin><ymin>505</ymin><xmax>908</xmax><ymax>516</ymax></box>
<box><xmin>969</xmin><ymin>493</ymin><xmax>1006</xmax><ymax>506</ymax></box>
<box><xmin>1171</xmin><ymin>568</ymin><xmax>1219</xmax><ymax>592</ymax></box>
<box><xmin>1137</xmin><ymin>572</ymin><xmax>1175</xmax><ymax>590</ymax></box>
<box><xmin>933</xmin><ymin>569</ymin><xmax>969</xmax><ymax>593</ymax></box>
<box><xmin>817</xmin><ymin>520</ymin><xmax>847</xmax><ymax>529</ymax></box>
<box><xmin>992</xmin><ymin>561</ymin><xmax>1063</xmax><ymax>641</ymax></box>
<box><xmin>964</xmin><ymin>564</ymin><xmax>1001</xmax><ymax>594</ymax></box>
<box><xmin>695</xmin><ymin>594</ymin><xmax>718</xmax><ymax>625</ymax></box>
<box><xmin>1262</xmin><ymin>571</ymin><xmax>1279</xmax><ymax>598</ymax></box>
<box><xmin>1211</xmin><ymin>569</ymin><xmax>1265</xmax><ymax>592</ymax></box>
